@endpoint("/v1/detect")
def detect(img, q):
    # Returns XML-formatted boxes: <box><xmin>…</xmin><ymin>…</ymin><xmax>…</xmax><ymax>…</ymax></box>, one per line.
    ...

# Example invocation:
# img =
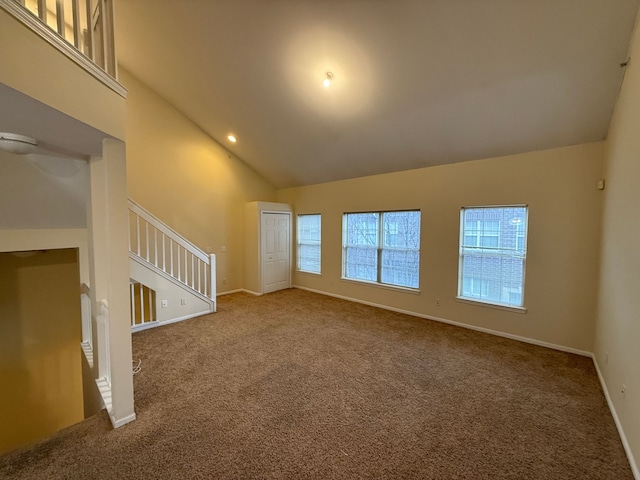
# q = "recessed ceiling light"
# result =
<box><xmin>323</xmin><ymin>72</ymin><xmax>334</xmax><ymax>88</ymax></box>
<box><xmin>227</xmin><ymin>134</ymin><xmax>237</xmax><ymax>143</ymax></box>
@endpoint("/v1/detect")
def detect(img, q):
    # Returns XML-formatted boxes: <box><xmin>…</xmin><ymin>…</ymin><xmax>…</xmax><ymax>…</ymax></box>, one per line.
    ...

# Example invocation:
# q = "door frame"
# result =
<box><xmin>260</xmin><ymin>210</ymin><xmax>292</xmax><ymax>294</ymax></box>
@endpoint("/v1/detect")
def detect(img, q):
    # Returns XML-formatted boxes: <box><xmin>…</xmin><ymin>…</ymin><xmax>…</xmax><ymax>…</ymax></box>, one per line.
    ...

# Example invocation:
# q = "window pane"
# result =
<box><xmin>485</xmin><ymin>221</ymin><xmax>500</xmax><ymax>232</ymax></box>
<box><xmin>345</xmin><ymin>246</ymin><xmax>378</xmax><ymax>282</ymax></box>
<box><xmin>464</xmin><ymin>234</ymin><xmax>477</xmax><ymax>246</ymax></box>
<box><xmin>343</xmin><ymin>211</ymin><xmax>420</xmax><ymax>289</ymax></box>
<box><xmin>481</xmin><ymin>235</ymin><xmax>499</xmax><ymax>248</ymax></box>
<box><xmin>297</xmin><ymin>214</ymin><xmax>321</xmax><ymax>273</ymax></box>
<box><xmin>462</xmin><ymin>276</ymin><xmax>489</xmax><ymax>298</ymax></box>
<box><xmin>382</xmin><ymin>211</ymin><xmax>420</xmax><ymax>248</ymax></box>
<box><xmin>382</xmin><ymin>249</ymin><xmax>419</xmax><ymax>288</ymax></box>
<box><xmin>459</xmin><ymin>206</ymin><xmax>527</xmax><ymax>307</ymax></box>
<box><xmin>381</xmin><ymin>211</ymin><xmax>420</xmax><ymax>288</ymax></box>
<box><xmin>298</xmin><ymin>214</ymin><xmax>321</xmax><ymax>242</ymax></box>
<box><xmin>298</xmin><ymin>244</ymin><xmax>320</xmax><ymax>272</ymax></box>
<box><xmin>345</xmin><ymin>213</ymin><xmax>379</xmax><ymax>247</ymax></box>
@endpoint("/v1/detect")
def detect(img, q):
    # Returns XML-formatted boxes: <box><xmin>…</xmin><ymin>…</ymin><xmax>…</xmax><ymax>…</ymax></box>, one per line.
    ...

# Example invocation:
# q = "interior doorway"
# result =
<box><xmin>261</xmin><ymin>212</ymin><xmax>291</xmax><ymax>294</ymax></box>
<box><xmin>0</xmin><ymin>248</ymin><xmax>84</xmax><ymax>455</ymax></box>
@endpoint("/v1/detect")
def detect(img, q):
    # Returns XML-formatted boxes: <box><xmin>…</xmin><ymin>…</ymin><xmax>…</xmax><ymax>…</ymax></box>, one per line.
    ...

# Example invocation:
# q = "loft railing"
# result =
<box><xmin>1</xmin><ymin>0</ymin><xmax>124</xmax><ymax>96</ymax></box>
<box><xmin>14</xmin><ymin>0</ymin><xmax>115</xmax><ymax>76</ymax></box>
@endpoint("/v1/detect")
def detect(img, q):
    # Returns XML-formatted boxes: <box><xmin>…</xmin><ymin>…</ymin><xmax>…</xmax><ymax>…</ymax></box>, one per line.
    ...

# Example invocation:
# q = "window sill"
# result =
<box><xmin>296</xmin><ymin>270</ymin><xmax>321</xmax><ymax>277</ymax></box>
<box><xmin>341</xmin><ymin>277</ymin><xmax>421</xmax><ymax>295</ymax></box>
<box><xmin>456</xmin><ymin>297</ymin><xmax>527</xmax><ymax>314</ymax></box>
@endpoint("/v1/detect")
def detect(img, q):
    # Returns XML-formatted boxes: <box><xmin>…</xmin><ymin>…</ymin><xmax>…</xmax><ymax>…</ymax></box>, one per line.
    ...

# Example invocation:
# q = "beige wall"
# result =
<box><xmin>0</xmin><ymin>249</ymin><xmax>84</xmax><ymax>455</ymax></box>
<box><xmin>278</xmin><ymin>142</ymin><xmax>604</xmax><ymax>353</ymax></box>
<box><xmin>120</xmin><ymin>68</ymin><xmax>277</xmax><ymax>293</ymax></box>
<box><xmin>0</xmin><ymin>9</ymin><xmax>125</xmax><ymax>140</ymax></box>
<box><xmin>0</xmin><ymin>151</ymin><xmax>88</xmax><ymax>230</ymax></box>
<box><xmin>595</xmin><ymin>9</ymin><xmax>640</xmax><ymax>476</ymax></box>
<box><xmin>0</xmin><ymin>228</ymin><xmax>89</xmax><ymax>286</ymax></box>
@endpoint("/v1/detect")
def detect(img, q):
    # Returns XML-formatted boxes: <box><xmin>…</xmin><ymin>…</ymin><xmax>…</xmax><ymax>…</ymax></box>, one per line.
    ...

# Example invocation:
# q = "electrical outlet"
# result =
<box><xmin>621</xmin><ymin>384</ymin><xmax>627</xmax><ymax>396</ymax></box>
<box><xmin>180</xmin><ymin>298</ymin><xmax>187</xmax><ymax>305</ymax></box>
<box><xmin>161</xmin><ymin>300</ymin><xmax>168</xmax><ymax>308</ymax></box>
<box><xmin>436</xmin><ymin>298</ymin><xmax>441</xmax><ymax>306</ymax></box>
<box><xmin>221</xmin><ymin>245</ymin><xmax>227</xmax><ymax>252</ymax></box>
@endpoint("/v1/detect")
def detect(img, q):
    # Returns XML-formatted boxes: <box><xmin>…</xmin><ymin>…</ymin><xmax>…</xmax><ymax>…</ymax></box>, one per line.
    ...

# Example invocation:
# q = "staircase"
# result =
<box><xmin>128</xmin><ymin>200</ymin><xmax>216</xmax><ymax>332</ymax></box>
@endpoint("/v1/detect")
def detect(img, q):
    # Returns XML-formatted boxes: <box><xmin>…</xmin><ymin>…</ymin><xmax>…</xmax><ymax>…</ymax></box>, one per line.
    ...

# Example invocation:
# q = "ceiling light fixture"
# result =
<box><xmin>227</xmin><ymin>134</ymin><xmax>237</xmax><ymax>143</ymax></box>
<box><xmin>323</xmin><ymin>72</ymin><xmax>334</xmax><ymax>88</ymax></box>
<box><xmin>0</xmin><ymin>132</ymin><xmax>38</xmax><ymax>155</ymax></box>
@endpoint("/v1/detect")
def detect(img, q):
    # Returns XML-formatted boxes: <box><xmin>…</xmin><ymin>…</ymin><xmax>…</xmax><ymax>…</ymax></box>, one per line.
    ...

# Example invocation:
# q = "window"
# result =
<box><xmin>296</xmin><ymin>214</ymin><xmax>321</xmax><ymax>273</ymax></box>
<box><xmin>458</xmin><ymin>206</ymin><xmax>528</xmax><ymax>308</ymax></box>
<box><xmin>343</xmin><ymin>211</ymin><xmax>420</xmax><ymax>289</ymax></box>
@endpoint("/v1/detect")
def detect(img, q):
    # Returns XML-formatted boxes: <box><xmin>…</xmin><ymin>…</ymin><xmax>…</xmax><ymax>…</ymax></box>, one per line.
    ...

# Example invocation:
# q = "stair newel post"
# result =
<box><xmin>209</xmin><ymin>253</ymin><xmax>217</xmax><ymax>312</ymax></box>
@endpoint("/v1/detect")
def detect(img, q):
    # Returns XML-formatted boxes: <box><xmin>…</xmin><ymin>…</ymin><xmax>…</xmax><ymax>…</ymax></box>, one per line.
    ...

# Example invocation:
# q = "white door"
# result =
<box><xmin>262</xmin><ymin>212</ymin><xmax>290</xmax><ymax>293</ymax></box>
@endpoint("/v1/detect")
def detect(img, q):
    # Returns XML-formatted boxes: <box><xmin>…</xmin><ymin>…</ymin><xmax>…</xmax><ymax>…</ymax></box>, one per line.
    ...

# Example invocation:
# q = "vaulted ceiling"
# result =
<box><xmin>115</xmin><ymin>0</ymin><xmax>639</xmax><ymax>189</ymax></box>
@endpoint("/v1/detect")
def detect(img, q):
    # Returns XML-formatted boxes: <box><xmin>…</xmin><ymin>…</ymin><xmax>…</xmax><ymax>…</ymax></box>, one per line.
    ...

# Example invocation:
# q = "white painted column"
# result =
<box><xmin>87</xmin><ymin>149</ymin><xmax>108</xmax><ymax>382</ymax></box>
<box><xmin>87</xmin><ymin>138</ymin><xmax>135</xmax><ymax>428</ymax></box>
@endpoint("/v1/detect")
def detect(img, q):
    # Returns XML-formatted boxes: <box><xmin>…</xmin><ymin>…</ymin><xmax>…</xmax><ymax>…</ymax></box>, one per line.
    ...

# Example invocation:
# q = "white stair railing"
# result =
<box><xmin>128</xmin><ymin>200</ymin><xmax>217</xmax><ymax>308</ymax></box>
<box><xmin>78</xmin><ymin>284</ymin><xmax>113</xmax><ymax>416</ymax></box>
<box><xmin>92</xmin><ymin>298</ymin><xmax>113</xmax><ymax>415</ymax></box>
<box><xmin>80</xmin><ymin>282</ymin><xmax>93</xmax><ymax>367</ymax></box>
<box><xmin>96</xmin><ymin>298</ymin><xmax>111</xmax><ymax>385</ymax></box>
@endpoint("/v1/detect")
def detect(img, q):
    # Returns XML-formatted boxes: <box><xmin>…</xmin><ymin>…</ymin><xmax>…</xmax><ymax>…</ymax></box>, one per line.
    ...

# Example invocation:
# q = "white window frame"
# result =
<box><xmin>458</xmin><ymin>205</ymin><xmax>528</xmax><ymax>310</ymax></box>
<box><xmin>296</xmin><ymin>214</ymin><xmax>321</xmax><ymax>274</ymax></box>
<box><xmin>515</xmin><ymin>220</ymin><xmax>526</xmax><ymax>252</ymax></box>
<box><xmin>342</xmin><ymin>210</ymin><xmax>421</xmax><ymax>290</ymax></box>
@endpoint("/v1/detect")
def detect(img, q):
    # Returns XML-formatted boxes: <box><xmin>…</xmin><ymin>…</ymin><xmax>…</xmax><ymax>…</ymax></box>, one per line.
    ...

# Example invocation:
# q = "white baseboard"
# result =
<box><xmin>217</xmin><ymin>288</ymin><xmax>262</xmax><ymax>297</ymax></box>
<box><xmin>132</xmin><ymin>310</ymin><xmax>212</xmax><ymax>333</ymax></box>
<box><xmin>243</xmin><ymin>289</ymin><xmax>262</xmax><ymax>296</ymax></box>
<box><xmin>293</xmin><ymin>285</ymin><xmax>591</xmax><ymax>357</ymax></box>
<box><xmin>110</xmin><ymin>412</ymin><xmax>136</xmax><ymax>429</ymax></box>
<box><xmin>217</xmin><ymin>289</ymin><xmax>245</xmax><ymax>296</ymax></box>
<box><xmin>592</xmin><ymin>357</ymin><xmax>639</xmax><ymax>479</ymax></box>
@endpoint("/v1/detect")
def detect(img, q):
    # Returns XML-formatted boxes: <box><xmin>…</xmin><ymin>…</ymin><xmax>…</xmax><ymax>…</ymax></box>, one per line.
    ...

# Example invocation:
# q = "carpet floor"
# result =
<box><xmin>0</xmin><ymin>289</ymin><xmax>633</xmax><ymax>479</ymax></box>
